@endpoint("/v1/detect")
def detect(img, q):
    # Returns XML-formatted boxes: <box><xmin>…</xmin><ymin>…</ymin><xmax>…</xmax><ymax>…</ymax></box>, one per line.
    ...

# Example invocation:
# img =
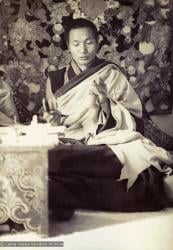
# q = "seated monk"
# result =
<box><xmin>42</xmin><ymin>18</ymin><xmax>173</xmax><ymax>220</ymax></box>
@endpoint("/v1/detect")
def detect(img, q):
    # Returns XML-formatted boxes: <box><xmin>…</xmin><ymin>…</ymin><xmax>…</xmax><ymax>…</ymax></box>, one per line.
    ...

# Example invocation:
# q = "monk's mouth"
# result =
<box><xmin>79</xmin><ymin>57</ymin><xmax>89</xmax><ymax>60</ymax></box>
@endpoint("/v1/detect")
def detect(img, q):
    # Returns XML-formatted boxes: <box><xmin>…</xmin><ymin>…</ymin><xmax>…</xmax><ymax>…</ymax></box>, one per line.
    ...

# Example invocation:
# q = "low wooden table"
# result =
<box><xmin>0</xmin><ymin>145</ymin><xmax>50</xmax><ymax>236</ymax></box>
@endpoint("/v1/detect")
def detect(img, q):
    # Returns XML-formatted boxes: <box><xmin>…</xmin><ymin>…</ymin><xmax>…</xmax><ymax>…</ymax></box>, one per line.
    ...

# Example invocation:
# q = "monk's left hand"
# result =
<box><xmin>91</xmin><ymin>77</ymin><xmax>107</xmax><ymax>104</ymax></box>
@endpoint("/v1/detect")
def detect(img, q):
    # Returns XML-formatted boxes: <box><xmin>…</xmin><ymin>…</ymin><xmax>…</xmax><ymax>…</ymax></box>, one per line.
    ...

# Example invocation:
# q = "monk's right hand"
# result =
<box><xmin>42</xmin><ymin>110</ymin><xmax>61</xmax><ymax>125</ymax></box>
<box><xmin>41</xmin><ymin>97</ymin><xmax>61</xmax><ymax>125</ymax></box>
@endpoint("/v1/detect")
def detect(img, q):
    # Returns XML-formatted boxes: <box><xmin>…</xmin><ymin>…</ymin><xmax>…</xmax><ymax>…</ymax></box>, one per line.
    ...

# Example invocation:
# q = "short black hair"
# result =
<box><xmin>64</xmin><ymin>18</ymin><xmax>98</xmax><ymax>44</ymax></box>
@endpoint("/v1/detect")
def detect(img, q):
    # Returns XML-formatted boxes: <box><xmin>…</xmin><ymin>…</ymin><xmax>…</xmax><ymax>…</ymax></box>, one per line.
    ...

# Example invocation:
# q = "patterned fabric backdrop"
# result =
<box><xmin>0</xmin><ymin>0</ymin><xmax>172</xmax><ymax>122</ymax></box>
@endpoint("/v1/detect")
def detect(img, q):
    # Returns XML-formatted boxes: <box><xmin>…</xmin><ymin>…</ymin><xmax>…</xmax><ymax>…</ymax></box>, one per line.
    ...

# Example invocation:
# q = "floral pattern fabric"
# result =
<box><xmin>0</xmin><ymin>0</ymin><xmax>172</xmax><ymax>121</ymax></box>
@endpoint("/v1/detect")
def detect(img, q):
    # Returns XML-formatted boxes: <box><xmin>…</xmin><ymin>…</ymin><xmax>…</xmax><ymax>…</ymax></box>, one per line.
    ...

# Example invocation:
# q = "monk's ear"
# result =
<box><xmin>98</xmin><ymin>34</ymin><xmax>103</xmax><ymax>45</ymax></box>
<box><xmin>96</xmin><ymin>35</ymin><xmax>102</xmax><ymax>51</ymax></box>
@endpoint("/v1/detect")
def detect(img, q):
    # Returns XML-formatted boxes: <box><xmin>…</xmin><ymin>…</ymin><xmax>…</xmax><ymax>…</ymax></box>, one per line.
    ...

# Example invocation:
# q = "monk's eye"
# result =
<box><xmin>73</xmin><ymin>42</ymin><xmax>79</xmax><ymax>46</ymax></box>
<box><xmin>86</xmin><ymin>40</ymin><xmax>94</xmax><ymax>45</ymax></box>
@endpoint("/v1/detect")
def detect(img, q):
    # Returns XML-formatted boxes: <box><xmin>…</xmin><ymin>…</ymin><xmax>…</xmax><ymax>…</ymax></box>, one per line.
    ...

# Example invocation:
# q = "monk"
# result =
<box><xmin>42</xmin><ymin>18</ymin><xmax>173</xmax><ymax>220</ymax></box>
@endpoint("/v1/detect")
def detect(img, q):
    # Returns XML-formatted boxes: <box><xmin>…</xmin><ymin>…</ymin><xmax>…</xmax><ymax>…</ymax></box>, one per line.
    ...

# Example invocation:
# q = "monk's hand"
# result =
<box><xmin>92</xmin><ymin>77</ymin><xmax>107</xmax><ymax>104</ymax></box>
<box><xmin>42</xmin><ymin>110</ymin><xmax>61</xmax><ymax>125</ymax></box>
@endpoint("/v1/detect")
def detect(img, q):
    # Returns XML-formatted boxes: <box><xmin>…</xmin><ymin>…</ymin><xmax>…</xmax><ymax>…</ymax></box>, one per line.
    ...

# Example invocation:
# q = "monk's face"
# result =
<box><xmin>68</xmin><ymin>27</ymin><xmax>98</xmax><ymax>71</ymax></box>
